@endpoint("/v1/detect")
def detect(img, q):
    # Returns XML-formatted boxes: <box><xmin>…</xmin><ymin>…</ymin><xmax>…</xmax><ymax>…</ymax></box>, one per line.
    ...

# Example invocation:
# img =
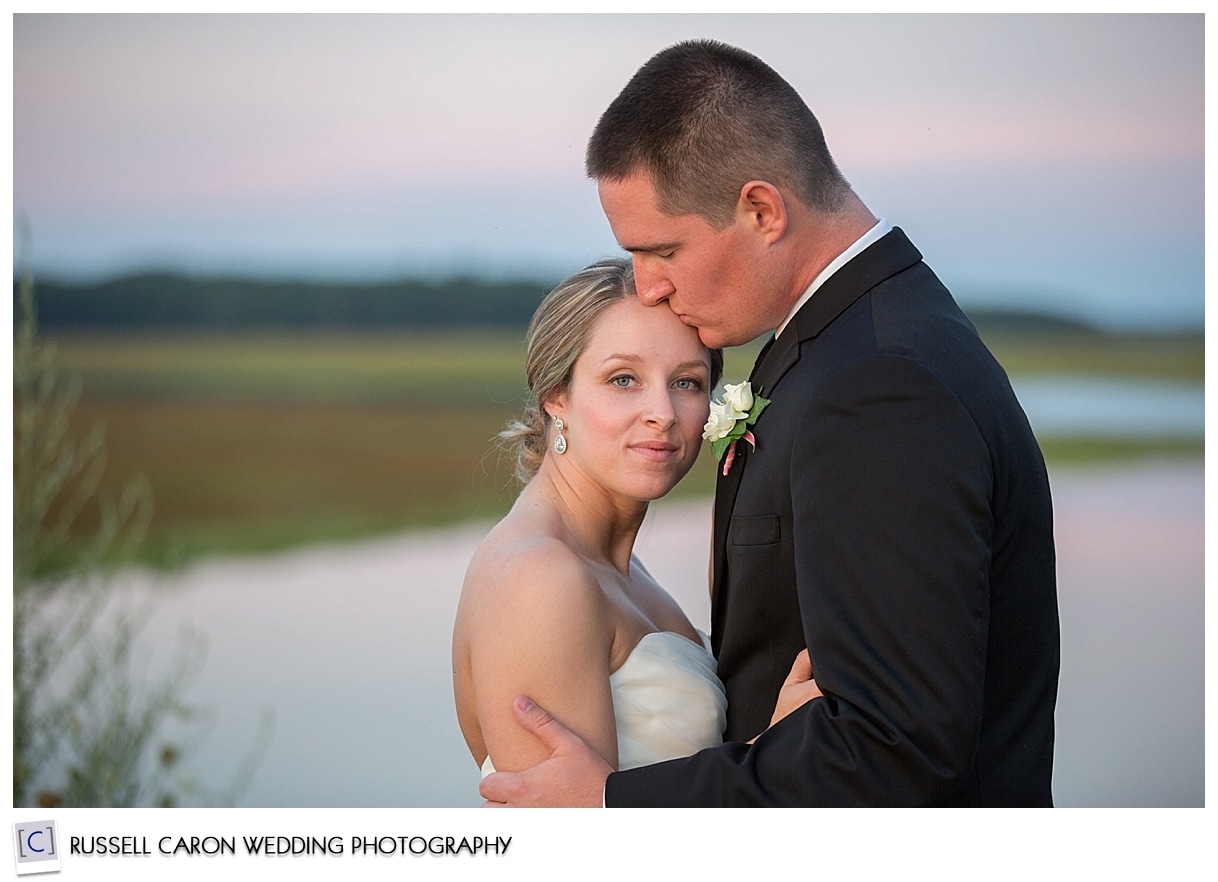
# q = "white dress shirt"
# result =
<box><xmin>775</xmin><ymin>218</ymin><xmax>893</xmax><ymax>338</ymax></box>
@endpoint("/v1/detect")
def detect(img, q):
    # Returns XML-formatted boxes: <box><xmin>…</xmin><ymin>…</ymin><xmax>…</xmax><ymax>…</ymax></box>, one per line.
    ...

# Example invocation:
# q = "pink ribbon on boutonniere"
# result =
<box><xmin>719</xmin><ymin>430</ymin><xmax>757</xmax><ymax>476</ymax></box>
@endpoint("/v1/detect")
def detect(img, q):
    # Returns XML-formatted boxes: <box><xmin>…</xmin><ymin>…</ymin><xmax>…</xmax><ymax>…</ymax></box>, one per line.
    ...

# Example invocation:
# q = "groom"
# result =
<box><xmin>482</xmin><ymin>40</ymin><xmax>1060</xmax><ymax>806</ymax></box>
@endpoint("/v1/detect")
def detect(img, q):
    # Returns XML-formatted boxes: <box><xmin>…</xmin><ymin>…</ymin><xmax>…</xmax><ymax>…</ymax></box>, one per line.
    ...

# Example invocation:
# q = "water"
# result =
<box><xmin>1011</xmin><ymin>376</ymin><xmax>1203</xmax><ymax>438</ymax></box>
<box><xmin>98</xmin><ymin>458</ymin><xmax>1203</xmax><ymax>808</ymax></box>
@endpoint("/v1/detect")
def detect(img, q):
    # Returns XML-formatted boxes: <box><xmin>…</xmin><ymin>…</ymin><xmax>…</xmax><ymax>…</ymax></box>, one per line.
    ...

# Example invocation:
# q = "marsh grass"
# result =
<box><xmin>49</xmin><ymin>330</ymin><xmax>531</xmax><ymax>403</ymax></box>
<box><xmin>981</xmin><ymin>331</ymin><xmax>1204</xmax><ymax>380</ymax></box>
<box><xmin>64</xmin><ymin>400</ymin><xmax>522</xmax><ymax>564</ymax></box>
<box><xmin>43</xmin><ymin>329</ymin><xmax>1199</xmax><ymax>567</ymax></box>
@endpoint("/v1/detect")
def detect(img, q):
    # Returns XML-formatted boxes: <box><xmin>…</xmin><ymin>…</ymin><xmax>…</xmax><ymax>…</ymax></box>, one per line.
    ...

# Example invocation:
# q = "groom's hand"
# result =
<box><xmin>478</xmin><ymin>696</ymin><xmax>612</xmax><ymax>808</ymax></box>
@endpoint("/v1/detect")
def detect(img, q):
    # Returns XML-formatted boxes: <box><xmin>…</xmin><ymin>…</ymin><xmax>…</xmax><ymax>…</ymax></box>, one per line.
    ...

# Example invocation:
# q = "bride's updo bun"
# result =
<box><xmin>499</xmin><ymin>257</ymin><xmax>722</xmax><ymax>485</ymax></box>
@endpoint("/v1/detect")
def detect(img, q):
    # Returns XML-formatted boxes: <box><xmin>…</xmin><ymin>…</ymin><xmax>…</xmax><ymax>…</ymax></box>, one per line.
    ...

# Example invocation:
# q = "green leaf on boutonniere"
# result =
<box><xmin>743</xmin><ymin>394</ymin><xmax>770</xmax><ymax>426</ymax></box>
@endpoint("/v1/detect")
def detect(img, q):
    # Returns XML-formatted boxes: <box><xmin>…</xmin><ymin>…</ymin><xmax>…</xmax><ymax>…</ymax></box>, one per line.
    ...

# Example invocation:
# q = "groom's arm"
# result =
<box><xmin>479</xmin><ymin>696</ymin><xmax>612</xmax><ymax>808</ymax></box>
<box><xmin>481</xmin><ymin>653</ymin><xmax>821</xmax><ymax>807</ymax></box>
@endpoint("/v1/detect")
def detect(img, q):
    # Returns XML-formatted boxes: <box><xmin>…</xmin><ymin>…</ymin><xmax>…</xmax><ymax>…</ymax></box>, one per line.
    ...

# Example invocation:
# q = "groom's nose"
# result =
<box><xmin>633</xmin><ymin>257</ymin><xmax>675</xmax><ymax>306</ymax></box>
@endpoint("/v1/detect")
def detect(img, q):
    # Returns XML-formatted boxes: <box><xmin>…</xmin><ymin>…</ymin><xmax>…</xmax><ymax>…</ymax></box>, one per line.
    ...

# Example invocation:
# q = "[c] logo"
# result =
<box><xmin>12</xmin><ymin>820</ymin><xmax>61</xmax><ymax>876</ymax></box>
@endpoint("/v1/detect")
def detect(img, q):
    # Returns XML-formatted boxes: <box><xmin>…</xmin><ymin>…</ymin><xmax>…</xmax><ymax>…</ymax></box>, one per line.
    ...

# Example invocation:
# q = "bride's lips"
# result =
<box><xmin>630</xmin><ymin>440</ymin><xmax>680</xmax><ymax>462</ymax></box>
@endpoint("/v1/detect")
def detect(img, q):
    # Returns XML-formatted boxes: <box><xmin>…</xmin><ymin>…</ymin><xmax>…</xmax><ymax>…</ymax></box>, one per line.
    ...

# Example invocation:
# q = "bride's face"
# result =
<box><xmin>549</xmin><ymin>296</ymin><xmax>711</xmax><ymax>502</ymax></box>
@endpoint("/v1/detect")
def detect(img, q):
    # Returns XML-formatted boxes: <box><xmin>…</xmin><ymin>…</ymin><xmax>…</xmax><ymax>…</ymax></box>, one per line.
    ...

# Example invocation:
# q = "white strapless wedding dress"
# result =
<box><xmin>480</xmin><ymin>630</ymin><xmax>726</xmax><ymax>776</ymax></box>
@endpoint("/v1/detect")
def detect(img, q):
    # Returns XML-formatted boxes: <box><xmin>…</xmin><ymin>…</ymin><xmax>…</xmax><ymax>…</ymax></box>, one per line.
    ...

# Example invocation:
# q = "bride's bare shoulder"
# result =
<box><xmin>452</xmin><ymin>515</ymin><xmax>615</xmax><ymax>769</ymax></box>
<box><xmin>466</xmin><ymin>515</ymin><xmax>580</xmax><ymax>581</ymax></box>
<box><xmin>458</xmin><ymin>516</ymin><xmax>605</xmax><ymax>632</ymax></box>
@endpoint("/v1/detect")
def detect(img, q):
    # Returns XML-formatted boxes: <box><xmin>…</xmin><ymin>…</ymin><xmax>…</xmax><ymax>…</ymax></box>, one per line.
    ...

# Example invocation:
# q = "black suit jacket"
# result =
<box><xmin>606</xmin><ymin>228</ymin><xmax>1060</xmax><ymax>806</ymax></box>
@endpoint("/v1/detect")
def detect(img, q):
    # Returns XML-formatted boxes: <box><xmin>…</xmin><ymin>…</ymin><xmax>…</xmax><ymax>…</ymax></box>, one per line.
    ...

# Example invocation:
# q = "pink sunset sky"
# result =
<box><xmin>11</xmin><ymin>13</ymin><xmax>1205</xmax><ymax>329</ymax></box>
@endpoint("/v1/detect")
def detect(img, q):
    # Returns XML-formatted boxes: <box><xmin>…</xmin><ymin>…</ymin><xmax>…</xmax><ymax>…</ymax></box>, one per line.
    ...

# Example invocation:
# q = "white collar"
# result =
<box><xmin>775</xmin><ymin>218</ymin><xmax>893</xmax><ymax>338</ymax></box>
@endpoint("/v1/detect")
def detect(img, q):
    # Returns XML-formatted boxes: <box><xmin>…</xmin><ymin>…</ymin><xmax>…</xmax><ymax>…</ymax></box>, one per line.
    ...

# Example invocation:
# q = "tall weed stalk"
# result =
<box><xmin>12</xmin><ymin>245</ymin><xmax>218</xmax><ymax>806</ymax></box>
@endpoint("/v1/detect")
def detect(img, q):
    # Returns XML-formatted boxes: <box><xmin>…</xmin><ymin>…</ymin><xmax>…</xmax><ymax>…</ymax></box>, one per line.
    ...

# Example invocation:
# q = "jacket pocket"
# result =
<box><xmin>729</xmin><ymin>514</ymin><xmax>780</xmax><ymax>546</ymax></box>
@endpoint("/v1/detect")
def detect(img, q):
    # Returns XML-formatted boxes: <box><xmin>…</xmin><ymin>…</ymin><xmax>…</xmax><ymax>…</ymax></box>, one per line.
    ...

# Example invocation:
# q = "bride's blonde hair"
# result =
<box><xmin>499</xmin><ymin>257</ymin><xmax>722</xmax><ymax>485</ymax></box>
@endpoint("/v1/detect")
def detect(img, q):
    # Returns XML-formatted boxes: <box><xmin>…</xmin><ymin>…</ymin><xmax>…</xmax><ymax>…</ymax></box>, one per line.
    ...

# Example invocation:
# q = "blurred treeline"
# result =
<box><xmin>14</xmin><ymin>272</ymin><xmax>1131</xmax><ymax>336</ymax></box>
<box><xmin>22</xmin><ymin>274</ymin><xmax>556</xmax><ymax>330</ymax></box>
<box><xmin>15</xmin><ymin>272</ymin><xmax>1203</xmax><ymax>571</ymax></box>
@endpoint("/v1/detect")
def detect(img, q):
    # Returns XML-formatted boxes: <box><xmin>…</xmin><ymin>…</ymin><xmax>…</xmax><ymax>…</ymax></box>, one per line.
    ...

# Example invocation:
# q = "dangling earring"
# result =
<box><xmin>553</xmin><ymin>418</ymin><xmax>567</xmax><ymax>455</ymax></box>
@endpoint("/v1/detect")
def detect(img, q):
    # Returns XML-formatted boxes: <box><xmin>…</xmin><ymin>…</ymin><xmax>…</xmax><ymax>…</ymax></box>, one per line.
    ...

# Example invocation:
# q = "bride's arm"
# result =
<box><xmin>748</xmin><ymin>649</ymin><xmax>823</xmax><ymax>743</ymax></box>
<box><xmin>461</xmin><ymin>539</ymin><xmax>619</xmax><ymax>773</ymax></box>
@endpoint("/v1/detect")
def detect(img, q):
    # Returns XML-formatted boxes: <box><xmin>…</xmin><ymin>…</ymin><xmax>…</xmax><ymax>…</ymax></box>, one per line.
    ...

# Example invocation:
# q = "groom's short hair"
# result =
<box><xmin>586</xmin><ymin>39</ymin><xmax>852</xmax><ymax>228</ymax></box>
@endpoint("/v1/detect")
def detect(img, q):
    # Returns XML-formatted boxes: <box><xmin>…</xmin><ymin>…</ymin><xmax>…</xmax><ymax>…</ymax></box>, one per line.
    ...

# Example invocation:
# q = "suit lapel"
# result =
<box><xmin>791</xmin><ymin>226</ymin><xmax>923</xmax><ymax>340</ymax></box>
<box><xmin>710</xmin><ymin>330</ymin><xmax>800</xmax><ymax>649</ymax></box>
<box><xmin>750</xmin><ymin>329</ymin><xmax>800</xmax><ymax>399</ymax></box>
<box><xmin>708</xmin><ymin>228</ymin><xmax>924</xmax><ymax>651</ymax></box>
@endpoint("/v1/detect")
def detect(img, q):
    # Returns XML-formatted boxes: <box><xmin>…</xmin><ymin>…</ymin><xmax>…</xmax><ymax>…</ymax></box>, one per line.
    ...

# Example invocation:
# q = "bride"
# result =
<box><xmin>452</xmin><ymin>258</ymin><xmax>816</xmax><ymax>778</ymax></box>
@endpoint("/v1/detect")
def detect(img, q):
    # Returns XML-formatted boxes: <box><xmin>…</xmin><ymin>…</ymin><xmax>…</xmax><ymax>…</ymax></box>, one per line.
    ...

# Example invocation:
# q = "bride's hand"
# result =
<box><xmin>764</xmin><ymin>649</ymin><xmax>823</xmax><ymax>733</ymax></box>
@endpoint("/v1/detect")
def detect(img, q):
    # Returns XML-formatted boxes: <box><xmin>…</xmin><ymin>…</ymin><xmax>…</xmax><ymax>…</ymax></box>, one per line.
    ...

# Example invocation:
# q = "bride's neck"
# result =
<box><xmin>521</xmin><ymin>466</ymin><xmax>646</xmax><ymax>572</ymax></box>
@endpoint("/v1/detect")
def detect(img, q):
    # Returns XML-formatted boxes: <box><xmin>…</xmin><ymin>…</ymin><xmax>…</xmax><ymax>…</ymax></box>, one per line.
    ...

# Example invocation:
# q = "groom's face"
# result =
<box><xmin>598</xmin><ymin>171</ymin><xmax>779</xmax><ymax>349</ymax></box>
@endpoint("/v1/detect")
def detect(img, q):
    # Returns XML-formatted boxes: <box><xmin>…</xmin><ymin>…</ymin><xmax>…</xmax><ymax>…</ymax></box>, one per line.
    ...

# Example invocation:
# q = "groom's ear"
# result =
<box><xmin>737</xmin><ymin>181</ymin><xmax>787</xmax><ymax>243</ymax></box>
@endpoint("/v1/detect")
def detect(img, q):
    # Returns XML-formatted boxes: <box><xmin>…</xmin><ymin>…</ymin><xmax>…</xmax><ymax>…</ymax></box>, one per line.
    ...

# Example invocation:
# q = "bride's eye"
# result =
<box><xmin>610</xmin><ymin>374</ymin><xmax>636</xmax><ymax>388</ymax></box>
<box><xmin>673</xmin><ymin>377</ymin><xmax>705</xmax><ymax>391</ymax></box>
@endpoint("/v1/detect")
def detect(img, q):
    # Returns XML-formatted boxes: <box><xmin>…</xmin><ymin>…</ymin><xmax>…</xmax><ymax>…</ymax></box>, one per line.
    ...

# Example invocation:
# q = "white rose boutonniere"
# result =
<box><xmin>702</xmin><ymin>381</ymin><xmax>771</xmax><ymax>475</ymax></box>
